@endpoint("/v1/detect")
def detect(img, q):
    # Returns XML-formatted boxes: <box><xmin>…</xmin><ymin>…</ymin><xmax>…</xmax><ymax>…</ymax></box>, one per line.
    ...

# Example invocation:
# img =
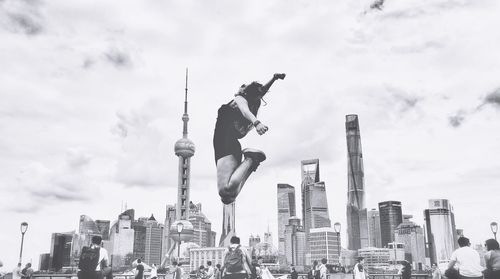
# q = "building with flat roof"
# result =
<box><xmin>277</xmin><ymin>183</ymin><xmax>296</xmax><ymax>263</ymax></box>
<box><xmin>309</xmin><ymin>227</ymin><xmax>341</xmax><ymax>265</ymax></box>
<box><xmin>379</xmin><ymin>201</ymin><xmax>403</xmax><ymax>247</ymax></box>
<box><xmin>424</xmin><ymin>199</ymin><xmax>458</xmax><ymax>265</ymax></box>
<box><xmin>358</xmin><ymin>247</ymin><xmax>390</xmax><ymax>273</ymax></box>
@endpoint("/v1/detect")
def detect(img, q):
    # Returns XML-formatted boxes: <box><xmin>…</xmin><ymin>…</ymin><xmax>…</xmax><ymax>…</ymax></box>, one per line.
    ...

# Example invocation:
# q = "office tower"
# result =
<box><xmin>367</xmin><ymin>209</ymin><xmax>382</xmax><ymax>248</ymax></box>
<box><xmin>109</xmin><ymin>210</ymin><xmax>135</xmax><ymax>267</ymax></box>
<box><xmin>39</xmin><ymin>253</ymin><xmax>50</xmax><ymax>271</ymax></box>
<box><xmin>379</xmin><ymin>201</ymin><xmax>403</xmax><ymax>247</ymax></box>
<box><xmin>284</xmin><ymin>217</ymin><xmax>307</xmax><ymax>268</ymax></box>
<box><xmin>277</xmin><ymin>183</ymin><xmax>296</xmax><ymax>261</ymax></box>
<box><xmin>133</xmin><ymin>218</ymin><xmax>147</xmax><ymax>261</ymax></box>
<box><xmin>388</xmin><ymin>242</ymin><xmax>406</xmax><ymax>264</ymax></box>
<box><xmin>49</xmin><ymin>232</ymin><xmax>73</xmax><ymax>271</ymax></box>
<box><xmin>170</xmin><ymin>69</ymin><xmax>195</xmax><ymax>254</ymax></box>
<box><xmin>395</xmin><ymin>220</ymin><xmax>426</xmax><ymax>269</ymax></box>
<box><xmin>309</xmin><ymin>227</ymin><xmax>341</xmax><ymax>265</ymax></box>
<box><xmin>249</xmin><ymin>235</ymin><xmax>261</xmax><ymax>248</ymax></box>
<box><xmin>189</xmin><ymin>202</ymin><xmax>216</xmax><ymax>247</ymax></box>
<box><xmin>345</xmin><ymin>114</ymin><xmax>369</xmax><ymax>250</ymax></box>
<box><xmin>95</xmin><ymin>220</ymin><xmax>111</xmax><ymax>240</ymax></box>
<box><xmin>424</xmin><ymin>199</ymin><xmax>458</xmax><ymax>265</ymax></box>
<box><xmin>145</xmin><ymin>215</ymin><xmax>163</xmax><ymax>265</ymax></box>
<box><xmin>301</xmin><ymin>159</ymin><xmax>331</xmax><ymax>234</ymax></box>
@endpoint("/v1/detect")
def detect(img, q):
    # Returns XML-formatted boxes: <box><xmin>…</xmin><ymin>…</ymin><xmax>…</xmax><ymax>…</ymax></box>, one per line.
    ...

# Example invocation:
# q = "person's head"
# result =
<box><xmin>457</xmin><ymin>236</ymin><xmax>470</xmax><ymax>247</ymax></box>
<box><xmin>432</xmin><ymin>263</ymin><xmax>437</xmax><ymax>269</ymax></box>
<box><xmin>18</xmin><ymin>263</ymin><xmax>22</xmax><ymax>267</ymax></box>
<box><xmin>152</xmin><ymin>264</ymin><xmax>156</xmax><ymax>268</ymax></box>
<box><xmin>137</xmin><ymin>259</ymin><xmax>142</xmax><ymax>264</ymax></box>
<box><xmin>216</xmin><ymin>264</ymin><xmax>221</xmax><ymax>269</ymax></box>
<box><xmin>199</xmin><ymin>265</ymin><xmax>205</xmax><ymax>271</ymax></box>
<box><xmin>485</xmin><ymin>239</ymin><xmax>500</xmax><ymax>251</ymax></box>
<box><xmin>207</xmin><ymin>261</ymin><xmax>212</xmax><ymax>266</ymax></box>
<box><xmin>26</xmin><ymin>263</ymin><xmax>32</xmax><ymax>268</ymax></box>
<box><xmin>241</xmin><ymin>82</ymin><xmax>265</xmax><ymax>101</ymax></box>
<box><xmin>257</xmin><ymin>256</ymin><xmax>263</xmax><ymax>264</ymax></box>
<box><xmin>230</xmin><ymin>236</ymin><xmax>241</xmax><ymax>245</ymax></box>
<box><xmin>172</xmin><ymin>261</ymin><xmax>178</xmax><ymax>266</ymax></box>
<box><xmin>357</xmin><ymin>257</ymin><xmax>364</xmax><ymax>264</ymax></box>
<box><xmin>91</xmin><ymin>235</ymin><xmax>103</xmax><ymax>245</ymax></box>
<box><xmin>292</xmin><ymin>267</ymin><xmax>296</xmax><ymax>272</ymax></box>
<box><xmin>321</xmin><ymin>258</ymin><xmax>327</xmax><ymax>264</ymax></box>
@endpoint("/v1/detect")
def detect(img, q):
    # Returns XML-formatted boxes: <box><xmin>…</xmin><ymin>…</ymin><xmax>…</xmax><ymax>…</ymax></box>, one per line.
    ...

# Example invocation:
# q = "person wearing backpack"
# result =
<box><xmin>78</xmin><ymin>235</ymin><xmax>109</xmax><ymax>279</ymax></box>
<box><xmin>222</xmin><ymin>236</ymin><xmax>252</xmax><ymax>279</ymax></box>
<box><xmin>21</xmin><ymin>263</ymin><xmax>33</xmax><ymax>279</ymax></box>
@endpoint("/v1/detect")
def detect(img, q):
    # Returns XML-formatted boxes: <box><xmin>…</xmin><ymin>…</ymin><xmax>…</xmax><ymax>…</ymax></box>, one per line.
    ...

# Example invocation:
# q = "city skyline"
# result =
<box><xmin>2</xmin><ymin>0</ymin><xmax>500</xmax><ymax>271</ymax></box>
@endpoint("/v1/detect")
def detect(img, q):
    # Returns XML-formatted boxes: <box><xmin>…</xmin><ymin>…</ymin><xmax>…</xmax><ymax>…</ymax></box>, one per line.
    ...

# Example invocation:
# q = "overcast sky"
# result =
<box><xmin>1</xmin><ymin>0</ymin><xmax>500</xmax><ymax>271</ymax></box>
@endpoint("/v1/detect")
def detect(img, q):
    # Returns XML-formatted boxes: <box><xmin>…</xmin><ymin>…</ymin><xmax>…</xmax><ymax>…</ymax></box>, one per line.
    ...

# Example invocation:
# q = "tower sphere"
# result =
<box><xmin>174</xmin><ymin>138</ymin><xmax>195</xmax><ymax>157</ymax></box>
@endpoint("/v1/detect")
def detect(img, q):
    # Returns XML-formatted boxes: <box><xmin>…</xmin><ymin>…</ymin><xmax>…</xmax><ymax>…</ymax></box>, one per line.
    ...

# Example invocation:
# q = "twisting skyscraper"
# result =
<box><xmin>346</xmin><ymin>114</ymin><xmax>369</xmax><ymax>250</ymax></box>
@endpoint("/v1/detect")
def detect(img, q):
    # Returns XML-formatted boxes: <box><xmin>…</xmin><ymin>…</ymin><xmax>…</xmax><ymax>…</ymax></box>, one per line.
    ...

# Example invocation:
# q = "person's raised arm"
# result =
<box><xmin>260</xmin><ymin>73</ymin><xmax>285</xmax><ymax>96</ymax></box>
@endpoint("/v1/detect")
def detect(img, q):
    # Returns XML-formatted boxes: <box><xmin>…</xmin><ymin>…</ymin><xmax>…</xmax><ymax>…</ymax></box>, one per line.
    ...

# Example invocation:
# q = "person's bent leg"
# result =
<box><xmin>217</xmin><ymin>155</ymin><xmax>240</xmax><ymax>204</ymax></box>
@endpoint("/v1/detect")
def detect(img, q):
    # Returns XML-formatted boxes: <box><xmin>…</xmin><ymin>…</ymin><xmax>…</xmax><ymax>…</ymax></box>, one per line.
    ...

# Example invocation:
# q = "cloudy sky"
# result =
<box><xmin>1</xmin><ymin>0</ymin><xmax>500</xmax><ymax>271</ymax></box>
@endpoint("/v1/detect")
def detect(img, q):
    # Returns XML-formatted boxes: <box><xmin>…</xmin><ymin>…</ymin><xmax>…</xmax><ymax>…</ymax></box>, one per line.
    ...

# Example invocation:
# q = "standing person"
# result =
<box><xmin>134</xmin><ymin>259</ymin><xmax>144</xmax><ymax>279</ymax></box>
<box><xmin>353</xmin><ymin>257</ymin><xmax>367</xmax><ymax>279</ymax></box>
<box><xmin>215</xmin><ymin>264</ymin><xmax>222</xmax><ymax>279</ymax></box>
<box><xmin>214</xmin><ymin>73</ymin><xmax>286</xmax><ymax>205</ymax></box>
<box><xmin>21</xmin><ymin>263</ymin><xmax>34</xmax><ymax>279</ymax></box>
<box><xmin>448</xmin><ymin>236</ymin><xmax>483</xmax><ymax>279</ymax></box>
<box><xmin>78</xmin><ymin>236</ymin><xmax>109</xmax><ymax>279</ymax></box>
<box><xmin>291</xmin><ymin>267</ymin><xmax>298</xmax><ymax>279</ymax></box>
<box><xmin>484</xmin><ymin>239</ymin><xmax>500</xmax><ymax>279</ymax></box>
<box><xmin>150</xmin><ymin>264</ymin><xmax>158</xmax><ymax>279</ymax></box>
<box><xmin>318</xmin><ymin>258</ymin><xmax>328</xmax><ymax>279</ymax></box>
<box><xmin>12</xmin><ymin>263</ymin><xmax>22</xmax><ymax>279</ymax></box>
<box><xmin>197</xmin><ymin>265</ymin><xmax>207</xmax><ymax>279</ymax></box>
<box><xmin>400</xmin><ymin>260</ymin><xmax>412</xmax><ymax>279</ymax></box>
<box><xmin>221</xmin><ymin>236</ymin><xmax>252</xmax><ymax>279</ymax></box>
<box><xmin>308</xmin><ymin>261</ymin><xmax>319</xmax><ymax>279</ymax></box>
<box><xmin>432</xmin><ymin>263</ymin><xmax>442</xmax><ymax>279</ymax></box>
<box><xmin>207</xmin><ymin>261</ymin><xmax>215</xmax><ymax>279</ymax></box>
<box><xmin>172</xmin><ymin>262</ymin><xmax>183</xmax><ymax>279</ymax></box>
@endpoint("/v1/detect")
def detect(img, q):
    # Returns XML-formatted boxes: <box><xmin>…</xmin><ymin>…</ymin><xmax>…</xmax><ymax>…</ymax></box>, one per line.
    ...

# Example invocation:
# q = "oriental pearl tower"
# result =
<box><xmin>169</xmin><ymin>69</ymin><xmax>195</xmax><ymax>261</ymax></box>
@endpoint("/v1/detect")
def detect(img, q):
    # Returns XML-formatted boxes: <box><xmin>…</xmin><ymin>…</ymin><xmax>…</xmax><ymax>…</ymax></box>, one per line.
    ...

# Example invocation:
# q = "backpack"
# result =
<box><xmin>314</xmin><ymin>269</ymin><xmax>321</xmax><ymax>279</ymax></box>
<box><xmin>224</xmin><ymin>245</ymin><xmax>244</xmax><ymax>273</ymax></box>
<box><xmin>21</xmin><ymin>267</ymin><xmax>28</xmax><ymax>278</ymax></box>
<box><xmin>78</xmin><ymin>246</ymin><xmax>100</xmax><ymax>272</ymax></box>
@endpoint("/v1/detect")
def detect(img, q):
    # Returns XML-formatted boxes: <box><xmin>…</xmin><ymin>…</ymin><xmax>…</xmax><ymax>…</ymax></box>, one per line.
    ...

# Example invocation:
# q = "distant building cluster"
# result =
<box><xmin>275</xmin><ymin>115</ymin><xmax>462</xmax><ymax>272</ymax></box>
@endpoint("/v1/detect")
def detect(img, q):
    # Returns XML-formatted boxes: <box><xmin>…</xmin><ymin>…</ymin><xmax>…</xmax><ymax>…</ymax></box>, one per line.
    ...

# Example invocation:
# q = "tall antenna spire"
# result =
<box><xmin>182</xmin><ymin>68</ymin><xmax>189</xmax><ymax>138</ymax></box>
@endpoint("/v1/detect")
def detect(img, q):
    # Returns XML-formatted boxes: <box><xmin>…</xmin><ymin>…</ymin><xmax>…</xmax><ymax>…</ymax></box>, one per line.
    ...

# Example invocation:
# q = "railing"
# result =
<box><xmin>31</xmin><ymin>274</ymin><xmax>170</xmax><ymax>279</ymax></box>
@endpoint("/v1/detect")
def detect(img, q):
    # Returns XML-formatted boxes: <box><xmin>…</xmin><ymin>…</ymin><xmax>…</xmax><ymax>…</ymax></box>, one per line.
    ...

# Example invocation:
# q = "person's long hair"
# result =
<box><xmin>485</xmin><ymin>239</ymin><xmax>500</xmax><ymax>251</ymax></box>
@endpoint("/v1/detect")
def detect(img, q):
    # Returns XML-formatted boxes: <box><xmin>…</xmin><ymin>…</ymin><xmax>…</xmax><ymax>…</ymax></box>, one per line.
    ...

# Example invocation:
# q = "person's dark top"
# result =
<box><xmin>291</xmin><ymin>270</ymin><xmax>298</xmax><ymax>279</ymax></box>
<box><xmin>136</xmin><ymin>264</ymin><xmax>144</xmax><ymax>279</ymax></box>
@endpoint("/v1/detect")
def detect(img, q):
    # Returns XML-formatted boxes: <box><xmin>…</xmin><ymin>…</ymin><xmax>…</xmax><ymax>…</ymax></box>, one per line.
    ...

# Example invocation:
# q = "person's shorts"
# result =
<box><xmin>213</xmin><ymin>105</ymin><xmax>242</xmax><ymax>164</ymax></box>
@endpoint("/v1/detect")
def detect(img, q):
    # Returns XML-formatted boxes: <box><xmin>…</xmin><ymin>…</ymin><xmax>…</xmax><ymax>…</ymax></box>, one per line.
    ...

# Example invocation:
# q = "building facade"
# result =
<box><xmin>49</xmin><ymin>232</ymin><xmax>73</xmax><ymax>271</ymax></box>
<box><xmin>358</xmin><ymin>247</ymin><xmax>390</xmax><ymax>273</ymax></box>
<box><xmin>424</xmin><ymin>199</ymin><xmax>458</xmax><ymax>265</ymax></box>
<box><xmin>395</xmin><ymin>221</ymin><xmax>426</xmax><ymax>269</ymax></box>
<box><xmin>308</xmin><ymin>227</ymin><xmax>341</xmax><ymax>265</ymax></box>
<box><xmin>284</xmin><ymin>217</ymin><xmax>307</xmax><ymax>268</ymax></box>
<box><xmin>345</xmin><ymin>114</ymin><xmax>369</xmax><ymax>250</ymax></box>
<box><xmin>378</xmin><ymin>201</ymin><xmax>403</xmax><ymax>248</ymax></box>
<box><xmin>367</xmin><ymin>209</ymin><xmax>382</xmax><ymax>248</ymax></box>
<box><xmin>189</xmin><ymin>247</ymin><xmax>227</xmax><ymax>272</ymax></box>
<box><xmin>95</xmin><ymin>220</ymin><xmax>111</xmax><ymax>240</ymax></box>
<box><xmin>190</xmin><ymin>203</ymin><xmax>216</xmax><ymax>247</ymax></box>
<box><xmin>109</xmin><ymin>211</ymin><xmax>135</xmax><ymax>267</ymax></box>
<box><xmin>145</xmin><ymin>215</ymin><xmax>163</xmax><ymax>265</ymax></box>
<box><xmin>277</xmin><ymin>183</ymin><xmax>296</xmax><ymax>262</ymax></box>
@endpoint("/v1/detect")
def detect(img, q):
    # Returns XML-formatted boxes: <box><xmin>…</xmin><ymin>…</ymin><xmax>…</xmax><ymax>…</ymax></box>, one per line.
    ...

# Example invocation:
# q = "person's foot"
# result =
<box><xmin>221</xmin><ymin>196</ymin><xmax>235</xmax><ymax>205</ymax></box>
<box><xmin>242</xmin><ymin>148</ymin><xmax>266</xmax><ymax>172</ymax></box>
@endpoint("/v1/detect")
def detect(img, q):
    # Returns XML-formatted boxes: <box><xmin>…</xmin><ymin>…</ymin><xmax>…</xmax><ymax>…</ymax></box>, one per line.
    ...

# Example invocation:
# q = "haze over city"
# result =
<box><xmin>1</xmin><ymin>0</ymin><xmax>500</xmax><ymax>272</ymax></box>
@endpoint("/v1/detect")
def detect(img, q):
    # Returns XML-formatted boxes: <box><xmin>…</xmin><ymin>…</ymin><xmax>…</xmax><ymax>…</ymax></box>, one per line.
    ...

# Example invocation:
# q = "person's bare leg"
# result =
<box><xmin>217</xmin><ymin>149</ymin><xmax>266</xmax><ymax>204</ymax></box>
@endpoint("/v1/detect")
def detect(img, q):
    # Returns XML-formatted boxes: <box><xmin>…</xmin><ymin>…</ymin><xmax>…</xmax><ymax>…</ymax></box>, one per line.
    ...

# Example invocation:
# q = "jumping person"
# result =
<box><xmin>214</xmin><ymin>73</ymin><xmax>286</xmax><ymax>204</ymax></box>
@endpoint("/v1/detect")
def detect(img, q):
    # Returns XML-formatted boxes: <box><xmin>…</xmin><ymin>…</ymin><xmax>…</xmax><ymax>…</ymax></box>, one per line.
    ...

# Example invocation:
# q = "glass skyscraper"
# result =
<box><xmin>424</xmin><ymin>199</ymin><xmax>458</xmax><ymax>265</ymax></box>
<box><xmin>378</xmin><ymin>201</ymin><xmax>403</xmax><ymax>248</ymax></box>
<box><xmin>277</xmin><ymin>183</ymin><xmax>296</xmax><ymax>261</ymax></box>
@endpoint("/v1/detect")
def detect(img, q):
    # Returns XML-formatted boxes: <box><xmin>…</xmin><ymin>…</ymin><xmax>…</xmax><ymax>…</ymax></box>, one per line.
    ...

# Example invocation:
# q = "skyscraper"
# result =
<box><xmin>309</xmin><ymin>227</ymin><xmax>341</xmax><ymax>265</ymax></box>
<box><xmin>345</xmin><ymin>114</ymin><xmax>369</xmax><ymax>250</ymax></box>
<box><xmin>189</xmin><ymin>202</ymin><xmax>216</xmax><ymax>247</ymax></box>
<box><xmin>49</xmin><ymin>232</ymin><xmax>73</xmax><ymax>271</ymax></box>
<box><xmin>95</xmin><ymin>220</ymin><xmax>111</xmax><ymax>240</ymax></box>
<box><xmin>145</xmin><ymin>215</ymin><xmax>163</xmax><ymax>265</ymax></box>
<box><xmin>367</xmin><ymin>209</ymin><xmax>382</xmax><ymax>248</ymax></box>
<box><xmin>170</xmin><ymin>69</ymin><xmax>195</xmax><ymax>256</ymax></box>
<box><xmin>395</xmin><ymin>220</ymin><xmax>426</xmax><ymax>269</ymax></box>
<box><xmin>277</xmin><ymin>184</ymin><xmax>296</xmax><ymax>262</ymax></box>
<box><xmin>424</xmin><ymin>199</ymin><xmax>458</xmax><ymax>265</ymax></box>
<box><xmin>109</xmin><ymin>210</ymin><xmax>135</xmax><ymax>267</ymax></box>
<box><xmin>284</xmin><ymin>217</ymin><xmax>307</xmax><ymax>268</ymax></box>
<box><xmin>378</xmin><ymin>201</ymin><xmax>403</xmax><ymax>248</ymax></box>
<box><xmin>133</xmin><ymin>217</ymin><xmax>148</xmax><ymax>261</ymax></box>
<box><xmin>301</xmin><ymin>159</ymin><xmax>331</xmax><ymax>234</ymax></box>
